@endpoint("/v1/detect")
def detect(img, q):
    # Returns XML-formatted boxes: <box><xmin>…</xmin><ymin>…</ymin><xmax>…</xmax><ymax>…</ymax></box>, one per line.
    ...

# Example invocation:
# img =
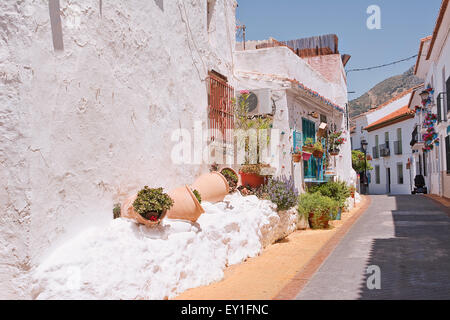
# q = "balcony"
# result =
<box><xmin>394</xmin><ymin>141</ymin><xmax>402</xmax><ymax>155</ymax></box>
<box><xmin>372</xmin><ymin>146</ymin><xmax>379</xmax><ymax>159</ymax></box>
<box><xmin>379</xmin><ymin>143</ymin><xmax>390</xmax><ymax>157</ymax></box>
<box><xmin>410</xmin><ymin>125</ymin><xmax>425</xmax><ymax>151</ymax></box>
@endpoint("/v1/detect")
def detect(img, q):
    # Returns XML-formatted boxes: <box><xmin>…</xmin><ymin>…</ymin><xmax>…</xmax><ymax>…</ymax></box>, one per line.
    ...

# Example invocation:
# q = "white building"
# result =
<box><xmin>351</xmin><ymin>89</ymin><xmax>418</xmax><ymax>194</ymax></box>
<box><xmin>234</xmin><ymin>36</ymin><xmax>355</xmax><ymax>192</ymax></box>
<box><xmin>0</xmin><ymin>0</ymin><xmax>238</xmax><ymax>299</ymax></box>
<box><xmin>410</xmin><ymin>0</ymin><xmax>450</xmax><ymax>198</ymax></box>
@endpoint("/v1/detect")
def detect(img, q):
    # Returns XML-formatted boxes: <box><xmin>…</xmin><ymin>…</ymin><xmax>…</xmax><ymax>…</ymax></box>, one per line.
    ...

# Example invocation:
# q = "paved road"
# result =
<box><xmin>296</xmin><ymin>195</ymin><xmax>450</xmax><ymax>300</ymax></box>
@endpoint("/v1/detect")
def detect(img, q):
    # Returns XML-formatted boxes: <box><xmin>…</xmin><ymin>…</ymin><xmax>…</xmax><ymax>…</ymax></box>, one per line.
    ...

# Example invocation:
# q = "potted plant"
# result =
<box><xmin>292</xmin><ymin>146</ymin><xmax>302</xmax><ymax>163</ymax></box>
<box><xmin>191</xmin><ymin>171</ymin><xmax>230</xmax><ymax>203</ymax></box>
<box><xmin>298</xmin><ymin>192</ymin><xmax>337</xmax><ymax>229</ymax></box>
<box><xmin>312</xmin><ymin>140</ymin><xmax>324</xmax><ymax>159</ymax></box>
<box><xmin>220</xmin><ymin>167</ymin><xmax>240</xmax><ymax>193</ymax></box>
<box><xmin>166</xmin><ymin>185</ymin><xmax>205</xmax><ymax>222</ymax></box>
<box><xmin>328</xmin><ymin>131</ymin><xmax>346</xmax><ymax>156</ymax></box>
<box><xmin>314</xmin><ymin>181</ymin><xmax>350</xmax><ymax>221</ymax></box>
<box><xmin>239</xmin><ymin>164</ymin><xmax>268</xmax><ymax>188</ymax></box>
<box><xmin>121</xmin><ymin>186</ymin><xmax>174</xmax><ymax>227</ymax></box>
<box><xmin>303</xmin><ymin>138</ymin><xmax>315</xmax><ymax>154</ymax></box>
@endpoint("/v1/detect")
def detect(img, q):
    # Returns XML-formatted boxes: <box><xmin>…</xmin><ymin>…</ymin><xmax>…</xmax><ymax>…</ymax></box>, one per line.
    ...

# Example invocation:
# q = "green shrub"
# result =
<box><xmin>133</xmin><ymin>186</ymin><xmax>174</xmax><ymax>220</ymax></box>
<box><xmin>192</xmin><ymin>189</ymin><xmax>202</xmax><ymax>203</ymax></box>
<box><xmin>309</xmin><ymin>181</ymin><xmax>350</xmax><ymax>210</ymax></box>
<box><xmin>298</xmin><ymin>192</ymin><xmax>338</xmax><ymax>229</ymax></box>
<box><xmin>260</xmin><ymin>176</ymin><xmax>298</xmax><ymax>211</ymax></box>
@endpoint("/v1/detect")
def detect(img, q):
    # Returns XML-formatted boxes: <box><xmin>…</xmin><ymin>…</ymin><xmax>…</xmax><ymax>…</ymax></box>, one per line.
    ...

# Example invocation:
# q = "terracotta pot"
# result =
<box><xmin>166</xmin><ymin>185</ymin><xmax>205</xmax><ymax>222</ymax></box>
<box><xmin>302</xmin><ymin>151</ymin><xmax>312</xmax><ymax>161</ymax></box>
<box><xmin>313</xmin><ymin>150</ymin><xmax>324</xmax><ymax>159</ymax></box>
<box><xmin>220</xmin><ymin>167</ymin><xmax>241</xmax><ymax>192</ymax></box>
<box><xmin>292</xmin><ymin>153</ymin><xmax>302</xmax><ymax>163</ymax></box>
<box><xmin>303</xmin><ymin>146</ymin><xmax>315</xmax><ymax>153</ymax></box>
<box><xmin>191</xmin><ymin>172</ymin><xmax>229</xmax><ymax>203</ymax></box>
<box><xmin>308</xmin><ymin>212</ymin><xmax>329</xmax><ymax>230</ymax></box>
<box><xmin>239</xmin><ymin>171</ymin><xmax>265</xmax><ymax>188</ymax></box>
<box><xmin>121</xmin><ymin>195</ymin><xmax>167</xmax><ymax>227</ymax></box>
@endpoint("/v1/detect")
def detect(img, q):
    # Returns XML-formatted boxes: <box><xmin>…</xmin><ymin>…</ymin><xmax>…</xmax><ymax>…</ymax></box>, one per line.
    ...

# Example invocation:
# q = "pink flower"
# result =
<box><xmin>240</xmin><ymin>90</ymin><xmax>249</xmax><ymax>95</ymax></box>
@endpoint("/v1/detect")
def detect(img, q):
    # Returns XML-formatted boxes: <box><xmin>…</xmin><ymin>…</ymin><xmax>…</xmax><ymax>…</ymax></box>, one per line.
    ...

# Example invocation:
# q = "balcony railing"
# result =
<box><xmin>394</xmin><ymin>141</ymin><xmax>402</xmax><ymax>155</ymax></box>
<box><xmin>380</xmin><ymin>143</ymin><xmax>390</xmax><ymax>157</ymax></box>
<box><xmin>372</xmin><ymin>146</ymin><xmax>379</xmax><ymax>159</ymax></box>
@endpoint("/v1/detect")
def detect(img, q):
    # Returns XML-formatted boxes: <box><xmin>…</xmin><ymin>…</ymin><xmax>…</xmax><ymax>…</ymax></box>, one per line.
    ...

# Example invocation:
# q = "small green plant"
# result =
<box><xmin>260</xmin><ymin>176</ymin><xmax>298</xmax><ymax>211</ymax></box>
<box><xmin>304</xmin><ymin>138</ymin><xmax>314</xmax><ymax>147</ymax></box>
<box><xmin>298</xmin><ymin>192</ymin><xmax>338</xmax><ymax>229</ymax></box>
<box><xmin>313</xmin><ymin>140</ymin><xmax>324</xmax><ymax>152</ymax></box>
<box><xmin>192</xmin><ymin>189</ymin><xmax>202</xmax><ymax>203</ymax></box>
<box><xmin>113</xmin><ymin>203</ymin><xmax>121</xmax><ymax>219</ymax></box>
<box><xmin>133</xmin><ymin>186</ymin><xmax>174</xmax><ymax>221</ymax></box>
<box><xmin>221</xmin><ymin>168</ymin><xmax>239</xmax><ymax>192</ymax></box>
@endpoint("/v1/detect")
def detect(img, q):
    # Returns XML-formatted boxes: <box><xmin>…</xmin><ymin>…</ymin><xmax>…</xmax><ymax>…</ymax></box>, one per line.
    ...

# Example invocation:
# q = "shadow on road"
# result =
<box><xmin>357</xmin><ymin>195</ymin><xmax>450</xmax><ymax>300</ymax></box>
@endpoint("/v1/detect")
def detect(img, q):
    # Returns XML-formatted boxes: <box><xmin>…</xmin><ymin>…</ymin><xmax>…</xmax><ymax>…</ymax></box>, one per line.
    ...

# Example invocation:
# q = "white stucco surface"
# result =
<box><xmin>1</xmin><ymin>0</ymin><xmax>237</xmax><ymax>299</ymax></box>
<box><xmin>31</xmin><ymin>193</ymin><xmax>299</xmax><ymax>300</ymax></box>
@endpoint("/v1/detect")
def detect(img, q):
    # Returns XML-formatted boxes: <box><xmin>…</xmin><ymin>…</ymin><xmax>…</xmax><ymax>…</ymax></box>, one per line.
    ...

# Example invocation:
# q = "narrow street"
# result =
<box><xmin>296</xmin><ymin>195</ymin><xmax>450</xmax><ymax>300</ymax></box>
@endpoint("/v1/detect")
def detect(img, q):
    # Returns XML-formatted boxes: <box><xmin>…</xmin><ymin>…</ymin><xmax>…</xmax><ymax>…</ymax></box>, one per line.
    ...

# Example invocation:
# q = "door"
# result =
<box><xmin>302</xmin><ymin>118</ymin><xmax>317</xmax><ymax>179</ymax></box>
<box><xmin>386</xmin><ymin>168</ymin><xmax>391</xmax><ymax>194</ymax></box>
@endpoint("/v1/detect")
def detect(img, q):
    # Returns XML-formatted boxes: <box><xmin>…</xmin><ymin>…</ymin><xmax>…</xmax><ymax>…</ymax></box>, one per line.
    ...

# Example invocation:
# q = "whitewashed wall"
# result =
<box><xmin>0</xmin><ymin>0</ymin><xmax>237</xmax><ymax>299</ymax></box>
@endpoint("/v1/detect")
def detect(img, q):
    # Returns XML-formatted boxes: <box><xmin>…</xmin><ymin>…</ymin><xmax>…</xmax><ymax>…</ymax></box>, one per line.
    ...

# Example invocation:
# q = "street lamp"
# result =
<box><xmin>361</xmin><ymin>139</ymin><xmax>369</xmax><ymax>195</ymax></box>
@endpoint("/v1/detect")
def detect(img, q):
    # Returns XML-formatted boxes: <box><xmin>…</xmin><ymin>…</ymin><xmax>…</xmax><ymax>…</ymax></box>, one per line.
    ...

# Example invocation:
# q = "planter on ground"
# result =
<box><xmin>121</xmin><ymin>195</ymin><xmax>168</xmax><ymax>227</ymax></box>
<box><xmin>308</xmin><ymin>212</ymin><xmax>330</xmax><ymax>229</ymax></box>
<box><xmin>239</xmin><ymin>171</ymin><xmax>266</xmax><ymax>189</ymax></box>
<box><xmin>166</xmin><ymin>185</ymin><xmax>205</xmax><ymax>222</ymax></box>
<box><xmin>220</xmin><ymin>167</ymin><xmax>240</xmax><ymax>193</ymax></box>
<box><xmin>191</xmin><ymin>172</ymin><xmax>229</xmax><ymax>203</ymax></box>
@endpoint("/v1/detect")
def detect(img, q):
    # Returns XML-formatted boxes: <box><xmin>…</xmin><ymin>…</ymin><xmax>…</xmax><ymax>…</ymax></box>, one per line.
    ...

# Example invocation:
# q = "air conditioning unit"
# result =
<box><xmin>236</xmin><ymin>89</ymin><xmax>273</xmax><ymax>116</ymax></box>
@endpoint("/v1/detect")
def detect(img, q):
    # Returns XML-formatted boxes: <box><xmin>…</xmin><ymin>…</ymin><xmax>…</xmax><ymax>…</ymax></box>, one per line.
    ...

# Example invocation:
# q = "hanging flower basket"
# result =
<box><xmin>329</xmin><ymin>148</ymin><xmax>340</xmax><ymax>156</ymax></box>
<box><xmin>313</xmin><ymin>150</ymin><xmax>324</xmax><ymax>159</ymax></box>
<box><xmin>293</xmin><ymin>153</ymin><xmax>302</xmax><ymax>163</ymax></box>
<box><xmin>302</xmin><ymin>151</ymin><xmax>312</xmax><ymax>161</ymax></box>
<box><xmin>303</xmin><ymin>145</ymin><xmax>315</xmax><ymax>153</ymax></box>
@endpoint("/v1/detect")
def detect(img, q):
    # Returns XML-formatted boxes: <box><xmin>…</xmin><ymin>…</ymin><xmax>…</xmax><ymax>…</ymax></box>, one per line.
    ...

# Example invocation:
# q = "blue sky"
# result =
<box><xmin>236</xmin><ymin>0</ymin><xmax>442</xmax><ymax>100</ymax></box>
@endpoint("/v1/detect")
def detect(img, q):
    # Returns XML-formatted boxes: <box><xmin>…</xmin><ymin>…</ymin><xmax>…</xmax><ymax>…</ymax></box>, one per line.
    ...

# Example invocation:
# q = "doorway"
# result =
<box><xmin>386</xmin><ymin>168</ymin><xmax>391</xmax><ymax>194</ymax></box>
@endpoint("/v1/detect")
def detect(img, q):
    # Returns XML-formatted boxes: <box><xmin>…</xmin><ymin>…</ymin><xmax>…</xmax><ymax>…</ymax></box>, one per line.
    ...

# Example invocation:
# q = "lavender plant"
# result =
<box><xmin>261</xmin><ymin>175</ymin><xmax>299</xmax><ymax>211</ymax></box>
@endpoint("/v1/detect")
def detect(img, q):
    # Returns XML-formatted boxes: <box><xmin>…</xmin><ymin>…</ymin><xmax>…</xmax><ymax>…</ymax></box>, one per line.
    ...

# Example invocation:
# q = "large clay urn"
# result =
<box><xmin>191</xmin><ymin>172</ymin><xmax>230</xmax><ymax>203</ymax></box>
<box><xmin>121</xmin><ymin>195</ymin><xmax>167</xmax><ymax>227</ymax></box>
<box><xmin>166</xmin><ymin>185</ymin><xmax>205</xmax><ymax>222</ymax></box>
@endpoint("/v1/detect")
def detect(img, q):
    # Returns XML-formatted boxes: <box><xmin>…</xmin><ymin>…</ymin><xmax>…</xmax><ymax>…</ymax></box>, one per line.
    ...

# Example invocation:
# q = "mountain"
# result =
<box><xmin>349</xmin><ymin>66</ymin><xmax>423</xmax><ymax>118</ymax></box>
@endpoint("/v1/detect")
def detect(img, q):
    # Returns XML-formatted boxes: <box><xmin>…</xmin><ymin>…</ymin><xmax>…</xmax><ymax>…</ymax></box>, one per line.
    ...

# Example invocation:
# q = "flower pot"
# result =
<box><xmin>220</xmin><ymin>167</ymin><xmax>241</xmax><ymax>192</ymax></box>
<box><xmin>303</xmin><ymin>146</ymin><xmax>315</xmax><ymax>154</ymax></box>
<box><xmin>313</xmin><ymin>150</ymin><xmax>324</xmax><ymax>159</ymax></box>
<box><xmin>292</xmin><ymin>153</ymin><xmax>302</xmax><ymax>163</ymax></box>
<box><xmin>330</xmin><ymin>208</ymin><xmax>342</xmax><ymax>221</ymax></box>
<box><xmin>191</xmin><ymin>172</ymin><xmax>229</xmax><ymax>203</ymax></box>
<box><xmin>166</xmin><ymin>185</ymin><xmax>205</xmax><ymax>222</ymax></box>
<box><xmin>302</xmin><ymin>151</ymin><xmax>312</xmax><ymax>161</ymax></box>
<box><xmin>308</xmin><ymin>212</ymin><xmax>329</xmax><ymax>229</ymax></box>
<box><xmin>330</xmin><ymin>149</ymin><xmax>340</xmax><ymax>156</ymax></box>
<box><xmin>239</xmin><ymin>171</ymin><xmax>265</xmax><ymax>189</ymax></box>
<box><xmin>121</xmin><ymin>195</ymin><xmax>167</xmax><ymax>227</ymax></box>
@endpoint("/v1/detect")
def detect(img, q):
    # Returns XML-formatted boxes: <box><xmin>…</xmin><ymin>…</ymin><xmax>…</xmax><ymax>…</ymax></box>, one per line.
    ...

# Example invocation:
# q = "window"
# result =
<box><xmin>395</xmin><ymin>128</ymin><xmax>402</xmax><ymax>155</ymax></box>
<box><xmin>418</xmin><ymin>154</ymin><xmax>423</xmax><ymax>176</ymax></box>
<box><xmin>320</xmin><ymin>114</ymin><xmax>327</xmax><ymax>124</ymax></box>
<box><xmin>397</xmin><ymin>163</ymin><xmax>404</xmax><ymax>184</ymax></box>
<box><xmin>350</xmin><ymin>137</ymin><xmax>353</xmax><ymax>150</ymax></box>
<box><xmin>446</xmin><ymin>136</ymin><xmax>450</xmax><ymax>174</ymax></box>
<box><xmin>207</xmin><ymin>71</ymin><xmax>234</xmax><ymax>143</ymax></box>
<box><xmin>375</xmin><ymin>165</ymin><xmax>380</xmax><ymax>184</ymax></box>
<box><xmin>385</xmin><ymin>132</ymin><xmax>390</xmax><ymax>148</ymax></box>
